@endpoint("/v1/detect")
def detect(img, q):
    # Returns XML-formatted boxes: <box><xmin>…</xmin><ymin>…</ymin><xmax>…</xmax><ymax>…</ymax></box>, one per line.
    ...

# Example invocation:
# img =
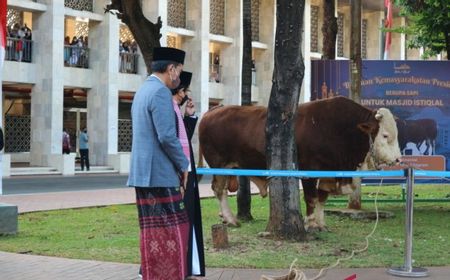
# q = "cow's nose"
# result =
<box><xmin>395</xmin><ymin>158</ymin><xmax>402</xmax><ymax>165</ymax></box>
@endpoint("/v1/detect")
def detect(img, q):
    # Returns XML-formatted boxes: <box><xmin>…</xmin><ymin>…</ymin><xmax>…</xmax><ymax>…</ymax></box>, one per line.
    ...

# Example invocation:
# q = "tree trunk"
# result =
<box><xmin>237</xmin><ymin>0</ymin><xmax>254</xmax><ymax>222</ymax></box>
<box><xmin>265</xmin><ymin>0</ymin><xmax>306</xmax><ymax>241</ymax></box>
<box><xmin>348</xmin><ymin>0</ymin><xmax>362</xmax><ymax>210</ymax></box>
<box><xmin>321</xmin><ymin>0</ymin><xmax>338</xmax><ymax>59</ymax></box>
<box><xmin>106</xmin><ymin>0</ymin><xmax>162</xmax><ymax>74</ymax></box>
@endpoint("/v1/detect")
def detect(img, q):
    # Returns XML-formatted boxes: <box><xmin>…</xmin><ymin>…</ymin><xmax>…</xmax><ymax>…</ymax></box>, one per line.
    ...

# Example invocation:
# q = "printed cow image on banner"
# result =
<box><xmin>311</xmin><ymin>60</ymin><xmax>450</xmax><ymax>172</ymax></box>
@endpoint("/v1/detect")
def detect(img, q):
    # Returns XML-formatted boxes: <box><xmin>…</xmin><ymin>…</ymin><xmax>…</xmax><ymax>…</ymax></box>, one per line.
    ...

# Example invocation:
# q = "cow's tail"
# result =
<box><xmin>196</xmin><ymin>144</ymin><xmax>205</xmax><ymax>182</ymax></box>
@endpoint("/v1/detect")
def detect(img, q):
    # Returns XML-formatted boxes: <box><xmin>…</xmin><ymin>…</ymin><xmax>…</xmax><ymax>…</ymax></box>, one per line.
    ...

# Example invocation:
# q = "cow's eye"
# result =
<box><xmin>383</xmin><ymin>133</ymin><xmax>389</xmax><ymax>139</ymax></box>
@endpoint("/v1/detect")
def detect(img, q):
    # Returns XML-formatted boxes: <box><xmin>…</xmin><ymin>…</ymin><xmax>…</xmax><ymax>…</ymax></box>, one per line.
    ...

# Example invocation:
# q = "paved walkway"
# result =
<box><xmin>1</xmin><ymin>177</ymin><xmax>450</xmax><ymax>279</ymax></box>
<box><xmin>1</xmin><ymin>250</ymin><xmax>450</xmax><ymax>280</ymax></box>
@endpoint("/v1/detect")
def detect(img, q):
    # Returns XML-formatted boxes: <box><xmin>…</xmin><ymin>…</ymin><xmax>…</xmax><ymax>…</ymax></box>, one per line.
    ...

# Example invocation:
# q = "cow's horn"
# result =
<box><xmin>375</xmin><ymin>110</ymin><xmax>383</xmax><ymax>120</ymax></box>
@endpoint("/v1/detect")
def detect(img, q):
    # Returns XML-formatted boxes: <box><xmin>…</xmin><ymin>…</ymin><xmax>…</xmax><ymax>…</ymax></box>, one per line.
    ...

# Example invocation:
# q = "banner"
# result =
<box><xmin>311</xmin><ymin>60</ymin><xmax>450</xmax><ymax>172</ymax></box>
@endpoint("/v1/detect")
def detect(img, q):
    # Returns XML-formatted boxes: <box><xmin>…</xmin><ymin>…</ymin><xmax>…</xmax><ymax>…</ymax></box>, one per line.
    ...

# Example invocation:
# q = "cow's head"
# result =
<box><xmin>358</xmin><ymin>108</ymin><xmax>402</xmax><ymax>170</ymax></box>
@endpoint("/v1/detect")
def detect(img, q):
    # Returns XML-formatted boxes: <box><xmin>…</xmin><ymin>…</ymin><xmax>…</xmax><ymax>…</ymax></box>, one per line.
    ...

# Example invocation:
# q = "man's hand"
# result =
<box><xmin>180</xmin><ymin>171</ymin><xmax>188</xmax><ymax>198</ymax></box>
<box><xmin>184</xmin><ymin>98</ymin><xmax>195</xmax><ymax>117</ymax></box>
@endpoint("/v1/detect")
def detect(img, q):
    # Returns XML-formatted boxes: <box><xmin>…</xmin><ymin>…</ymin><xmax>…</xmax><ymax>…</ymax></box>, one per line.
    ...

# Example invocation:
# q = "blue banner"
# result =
<box><xmin>311</xmin><ymin>60</ymin><xmax>450</xmax><ymax>171</ymax></box>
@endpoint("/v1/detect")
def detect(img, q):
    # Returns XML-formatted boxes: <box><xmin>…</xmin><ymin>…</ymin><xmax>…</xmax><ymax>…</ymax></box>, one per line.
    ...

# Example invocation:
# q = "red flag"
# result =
<box><xmin>0</xmin><ymin>0</ymin><xmax>6</xmax><ymax>49</ymax></box>
<box><xmin>384</xmin><ymin>0</ymin><xmax>393</xmax><ymax>59</ymax></box>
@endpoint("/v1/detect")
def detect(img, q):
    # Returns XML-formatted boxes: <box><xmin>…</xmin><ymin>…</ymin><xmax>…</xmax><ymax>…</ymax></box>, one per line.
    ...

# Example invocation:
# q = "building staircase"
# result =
<box><xmin>9</xmin><ymin>166</ymin><xmax>119</xmax><ymax>177</ymax></box>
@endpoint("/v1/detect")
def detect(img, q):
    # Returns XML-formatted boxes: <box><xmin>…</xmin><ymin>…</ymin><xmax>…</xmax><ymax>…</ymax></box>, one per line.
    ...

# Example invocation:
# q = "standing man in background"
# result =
<box><xmin>171</xmin><ymin>72</ymin><xmax>205</xmax><ymax>278</ymax></box>
<box><xmin>79</xmin><ymin>127</ymin><xmax>89</xmax><ymax>171</ymax></box>
<box><xmin>127</xmin><ymin>47</ymin><xmax>190</xmax><ymax>280</ymax></box>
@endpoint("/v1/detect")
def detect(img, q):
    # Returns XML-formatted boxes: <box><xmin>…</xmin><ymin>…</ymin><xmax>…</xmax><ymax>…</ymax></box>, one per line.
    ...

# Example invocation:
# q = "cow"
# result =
<box><xmin>199</xmin><ymin>96</ymin><xmax>402</xmax><ymax>230</ymax></box>
<box><xmin>396</xmin><ymin>119</ymin><xmax>438</xmax><ymax>155</ymax></box>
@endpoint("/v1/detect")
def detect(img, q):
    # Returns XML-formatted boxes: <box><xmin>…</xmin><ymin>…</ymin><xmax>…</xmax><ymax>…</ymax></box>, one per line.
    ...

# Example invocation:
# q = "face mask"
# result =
<box><xmin>169</xmin><ymin>67</ymin><xmax>181</xmax><ymax>89</ymax></box>
<box><xmin>180</xmin><ymin>95</ymin><xmax>189</xmax><ymax>106</ymax></box>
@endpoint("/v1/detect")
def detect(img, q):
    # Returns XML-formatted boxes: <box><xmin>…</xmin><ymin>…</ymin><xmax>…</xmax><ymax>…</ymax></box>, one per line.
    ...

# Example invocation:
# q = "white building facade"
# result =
<box><xmin>2</xmin><ymin>0</ymin><xmax>445</xmax><ymax>176</ymax></box>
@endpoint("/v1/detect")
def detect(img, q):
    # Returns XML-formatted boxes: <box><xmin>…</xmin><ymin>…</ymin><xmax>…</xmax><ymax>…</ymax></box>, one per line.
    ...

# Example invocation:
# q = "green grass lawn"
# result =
<box><xmin>1</xmin><ymin>184</ymin><xmax>449</xmax><ymax>269</ymax></box>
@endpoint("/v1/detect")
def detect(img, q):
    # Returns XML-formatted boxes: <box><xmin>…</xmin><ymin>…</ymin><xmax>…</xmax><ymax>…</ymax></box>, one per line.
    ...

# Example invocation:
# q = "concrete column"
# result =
<box><xmin>221</xmin><ymin>0</ymin><xmax>242</xmax><ymax>105</ymax></box>
<box><xmin>142</xmin><ymin>0</ymin><xmax>168</xmax><ymax>45</ymax></box>
<box><xmin>400</xmin><ymin>17</ymin><xmax>406</xmax><ymax>60</ymax></box>
<box><xmin>183</xmin><ymin>0</ymin><xmax>210</xmax><ymax>115</ymax></box>
<box><xmin>302</xmin><ymin>0</ymin><xmax>312</xmax><ymax>103</ymax></box>
<box><xmin>254</xmin><ymin>0</ymin><xmax>275</xmax><ymax>106</ymax></box>
<box><xmin>365</xmin><ymin>11</ymin><xmax>381</xmax><ymax>59</ymax></box>
<box><xmin>30</xmin><ymin>0</ymin><xmax>65</xmax><ymax>167</ymax></box>
<box><xmin>88</xmin><ymin>1</ymin><xmax>120</xmax><ymax>165</ymax></box>
<box><xmin>378</xmin><ymin>11</ymin><xmax>384</xmax><ymax>59</ymax></box>
<box><xmin>177</xmin><ymin>0</ymin><xmax>211</xmax><ymax>161</ymax></box>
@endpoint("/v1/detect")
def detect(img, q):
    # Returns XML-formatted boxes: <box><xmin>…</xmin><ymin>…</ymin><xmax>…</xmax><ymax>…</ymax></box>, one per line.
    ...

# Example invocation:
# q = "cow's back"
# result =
<box><xmin>295</xmin><ymin>96</ymin><xmax>376</xmax><ymax>170</ymax></box>
<box><xmin>199</xmin><ymin>106</ymin><xmax>267</xmax><ymax>169</ymax></box>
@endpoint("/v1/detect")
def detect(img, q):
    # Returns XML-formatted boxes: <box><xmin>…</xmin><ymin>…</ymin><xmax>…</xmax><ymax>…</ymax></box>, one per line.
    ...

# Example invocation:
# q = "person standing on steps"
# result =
<box><xmin>79</xmin><ymin>127</ymin><xmax>90</xmax><ymax>171</ymax></box>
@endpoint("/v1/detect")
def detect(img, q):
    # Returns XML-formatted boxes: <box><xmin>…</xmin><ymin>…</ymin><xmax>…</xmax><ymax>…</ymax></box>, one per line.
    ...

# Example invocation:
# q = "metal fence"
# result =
<box><xmin>119</xmin><ymin>53</ymin><xmax>139</xmax><ymax>74</ymax></box>
<box><xmin>197</xmin><ymin>167</ymin><xmax>433</xmax><ymax>278</ymax></box>
<box><xmin>64</xmin><ymin>0</ymin><xmax>93</xmax><ymax>12</ymax></box>
<box><xmin>118</xmin><ymin>119</ymin><xmax>132</xmax><ymax>152</ymax></box>
<box><xmin>5</xmin><ymin>37</ymin><xmax>33</xmax><ymax>62</ymax></box>
<box><xmin>64</xmin><ymin>45</ymin><xmax>89</xmax><ymax>68</ymax></box>
<box><xmin>5</xmin><ymin>115</ymin><xmax>31</xmax><ymax>153</ymax></box>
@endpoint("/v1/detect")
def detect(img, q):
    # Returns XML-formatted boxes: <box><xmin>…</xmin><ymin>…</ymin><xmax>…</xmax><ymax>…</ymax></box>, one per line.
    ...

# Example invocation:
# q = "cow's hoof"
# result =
<box><xmin>318</xmin><ymin>226</ymin><xmax>329</xmax><ymax>232</ymax></box>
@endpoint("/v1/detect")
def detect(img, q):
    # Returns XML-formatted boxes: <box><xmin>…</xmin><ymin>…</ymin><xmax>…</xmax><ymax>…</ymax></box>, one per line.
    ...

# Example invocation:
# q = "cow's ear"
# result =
<box><xmin>357</xmin><ymin>122</ymin><xmax>377</xmax><ymax>135</ymax></box>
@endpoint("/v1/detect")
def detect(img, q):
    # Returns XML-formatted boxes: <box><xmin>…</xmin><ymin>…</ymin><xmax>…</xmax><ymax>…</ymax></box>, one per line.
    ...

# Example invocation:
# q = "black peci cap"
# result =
<box><xmin>171</xmin><ymin>71</ymin><xmax>193</xmax><ymax>95</ymax></box>
<box><xmin>153</xmin><ymin>47</ymin><xmax>185</xmax><ymax>64</ymax></box>
<box><xmin>179</xmin><ymin>71</ymin><xmax>192</xmax><ymax>88</ymax></box>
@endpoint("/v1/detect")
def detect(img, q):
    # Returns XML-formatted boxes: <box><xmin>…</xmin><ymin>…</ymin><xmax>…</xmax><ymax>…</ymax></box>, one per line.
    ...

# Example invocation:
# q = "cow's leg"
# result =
<box><xmin>316</xmin><ymin>189</ymin><xmax>329</xmax><ymax>231</ymax></box>
<box><xmin>211</xmin><ymin>175</ymin><xmax>239</xmax><ymax>226</ymax></box>
<box><xmin>302</xmin><ymin>178</ymin><xmax>320</xmax><ymax>232</ymax></box>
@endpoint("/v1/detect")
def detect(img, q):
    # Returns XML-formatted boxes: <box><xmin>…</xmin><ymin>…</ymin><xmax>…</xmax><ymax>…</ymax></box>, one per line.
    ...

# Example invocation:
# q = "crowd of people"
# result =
<box><xmin>64</xmin><ymin>35</ymin><xmax>89</xmax><ymax>67</ymax></box>
<box><xmin>6</xmin><ymin>23</ymin><xmax>32</xmax><ymax>62</ymax></box>
<box><xmin>119</xmin><ymin>40</ymin><xmax>139</xmax><ymax>73</ymax></box>
<box><xmin>6</xmin><ymin>25</ymin><xmax>139</xmax><ymax>73</ymax></box>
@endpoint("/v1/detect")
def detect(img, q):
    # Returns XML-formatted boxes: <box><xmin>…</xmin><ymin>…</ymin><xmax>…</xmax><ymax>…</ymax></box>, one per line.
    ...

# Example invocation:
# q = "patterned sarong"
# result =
<box><xmin>136</xmin><ymin>187</ymin><xmax>190</xmax><ymax>280</ymax></box>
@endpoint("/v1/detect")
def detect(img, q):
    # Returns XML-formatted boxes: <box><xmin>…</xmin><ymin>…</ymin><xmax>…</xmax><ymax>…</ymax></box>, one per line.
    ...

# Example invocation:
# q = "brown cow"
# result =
<box><xmin>199</xmin><ymin>96</ymin><xmax>401</xmax><ymax>230</ymax></box>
